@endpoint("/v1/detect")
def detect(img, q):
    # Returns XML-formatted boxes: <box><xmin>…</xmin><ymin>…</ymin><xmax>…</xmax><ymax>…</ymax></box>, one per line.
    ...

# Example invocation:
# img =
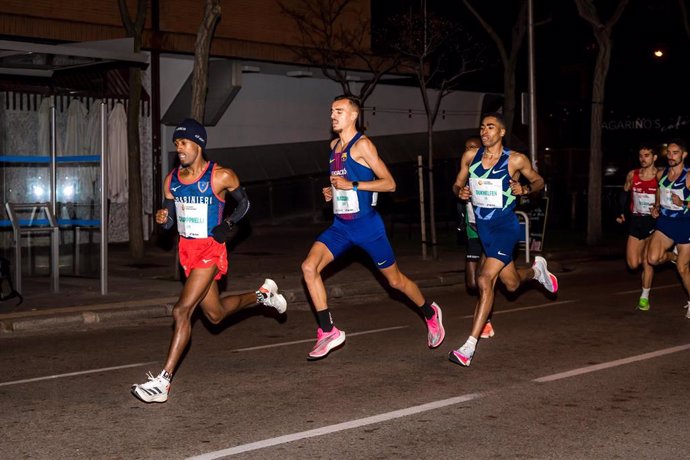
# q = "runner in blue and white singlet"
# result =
<box><xmin>646</xmin><ymin>139</ymin><xmax>690</xmax><ymax>318</ymax></box>
<box><xmin>449</xmin><ymin>112</ymin><xmax>558</xmax><ymax>368</ymax></box>
<box><xmin>467</xmin><ymin>145</ymin><xmax>520</xmax><ymax>265</ymax></box>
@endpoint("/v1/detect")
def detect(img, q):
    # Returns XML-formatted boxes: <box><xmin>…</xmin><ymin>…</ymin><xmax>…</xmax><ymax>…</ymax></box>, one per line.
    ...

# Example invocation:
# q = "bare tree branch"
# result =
<box><xmin>461</xmin><ymin>0</ymin><xmax>528</xmax><ymax>142</ymax></box>
<box><xmin>279</xmin><ymin>0</ymin><xmax>398</xmax><ymax>105</ymax></box>
<box><xmin>116</xmin><ymin>0</ymin><xmax>147</xmax><ymax>259</ymax></box>
<box><xmin>574</xmin><ymin>0</ymin><xmax>629</xmax><ymax>245</ymax></box>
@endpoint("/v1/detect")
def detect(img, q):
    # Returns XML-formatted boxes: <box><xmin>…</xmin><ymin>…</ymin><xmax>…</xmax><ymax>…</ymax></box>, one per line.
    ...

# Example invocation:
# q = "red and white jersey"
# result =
<box><xmin>629</xmin><ymin>169</ymin><xmax>658</xmax><ymax>215</ymax></box>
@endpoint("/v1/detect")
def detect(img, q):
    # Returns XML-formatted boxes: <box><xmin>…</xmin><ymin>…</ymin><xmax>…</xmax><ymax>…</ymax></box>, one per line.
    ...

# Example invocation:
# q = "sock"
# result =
<box><xmin>161</xmin><ymin>370</ymin><xmax>172</xmax><ymax>381</ymax></box>
<box><xmin>419</xmin><ymin>301</ymin><xmax>435</xmax><ymax>320</ymax></box>
<box><xmin>641</xmin><ymin>288</ymin><xmax>650</xmax><ymax>300</ymax></box>
<box><xmin>464</xmin><ymin>336</ymin><xmax>478</xmax><ymax>353</ymax></box>
<box><xmin>256</xmin><ymin>290</ymin><xmax>267</xmax><ymax>304</ymax></box>
<box><xmin>317</xmin><ymin>309</ymin><xmax>334</xmax><ymax>332</ymax></box>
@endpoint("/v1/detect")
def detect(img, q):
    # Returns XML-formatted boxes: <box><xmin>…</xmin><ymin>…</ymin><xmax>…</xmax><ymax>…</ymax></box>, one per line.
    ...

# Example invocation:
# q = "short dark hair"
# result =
<box><xmin>481</xmin><ymin>112</ymin><xmax>505</xmax><ymax>129</ymax></box>
<box><xmin>668</xmin><ymin>138</ymin><xmax>688</xmax><ymax>153</ymax></box>
<box><xmin>333</xmin><ymin>94</ymin><xmax>361</xmax><ymax>113</ymax></box>
<box><xmin>638</xmin><ymin>143</ymin><xmax>657</xmax><ymax>155</ymax></box>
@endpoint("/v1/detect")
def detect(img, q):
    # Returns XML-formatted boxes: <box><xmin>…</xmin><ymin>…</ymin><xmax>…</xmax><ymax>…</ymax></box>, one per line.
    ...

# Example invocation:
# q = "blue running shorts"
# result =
<box><xmin>656</xmin><ymin>215</ymin><xmax>690</xmax><ymax>245</ymax></box>
<box><xmin>476</xmin><ymin>212</ymin><xmax>520</xmax><ymax>265</ymax></box>
<box><xmin>317</xmin><ymin>212</ymin><xmax>396</xmax><ymax>269</ymax></box>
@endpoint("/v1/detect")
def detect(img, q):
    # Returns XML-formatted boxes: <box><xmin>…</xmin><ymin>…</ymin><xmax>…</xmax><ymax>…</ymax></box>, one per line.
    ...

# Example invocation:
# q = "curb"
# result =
<box><xmin>0</xmin><ymin>274</ymin><xmax>463</xmax><ymax>334</ymax></box>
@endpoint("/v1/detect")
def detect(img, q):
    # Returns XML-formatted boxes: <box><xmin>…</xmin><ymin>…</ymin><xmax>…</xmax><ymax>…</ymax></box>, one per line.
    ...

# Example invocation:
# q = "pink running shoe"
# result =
<box><xmin>425</xmin><ymin>302</ymin><xmax>445</xmax><ymax>348</ymax></box>
<box><xmin>448</xmin><ymin>345</ymin><xmax>474</xmax><ymax>367</ymax></box>
<box><xmin>307</xmin><ymin>327</ymin><xmax>346</xmax><ymax>360</ymax></box>
<box><xmin>480</xmin><ymin>321</ymin><xmax>495</xmax><ymax>339</ymax></box>
<box><xmin>532</xmin><ymin>256</ymin><xmax>558</xmax><ymax>293</ymax></box>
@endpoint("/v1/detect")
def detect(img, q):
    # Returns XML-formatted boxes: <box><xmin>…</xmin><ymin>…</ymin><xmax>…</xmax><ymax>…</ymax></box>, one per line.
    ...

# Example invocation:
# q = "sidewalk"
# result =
<box><xmin>0</xmin><ymin>223</ymin><xmax>623</xmax><ymax>333</ymax></box>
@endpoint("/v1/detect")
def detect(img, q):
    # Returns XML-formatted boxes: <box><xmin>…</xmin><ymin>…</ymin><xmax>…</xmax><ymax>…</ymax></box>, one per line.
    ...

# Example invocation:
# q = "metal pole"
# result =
<box><xmin>527</xmin><ymin>0</ymin><xmax>538</xmax><ymax>169</ymax></box>
<box><xmin>50</xmin><ymin>97</ymin><xmax>59</xmax><ymax>292</ymax></box>
<box><xmin>50</xmin><ymin>96</ymin><xmax>57</xmax><ymax>215</ymax></box>
<box><xmin>100</xmin><ymin>101</ymin><xmax>108</xmax><ymax>295</ymax></box>
<box><xmin>417</xmin><ymin>155</ymin><xmax>427</xmax><ymax>260</ymax></box>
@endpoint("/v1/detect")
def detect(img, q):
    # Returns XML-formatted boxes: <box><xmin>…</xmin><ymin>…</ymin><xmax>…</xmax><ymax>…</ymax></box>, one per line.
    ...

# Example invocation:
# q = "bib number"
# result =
<box><xmin>176</xmin><ymin>202</ymin><xmax>209</xmax><ymax>238</ymax></box>
<box><xmin>632</xmin><ymin>192</ymin><xmax>655</xmax><ymax>214</ymax></box>
<box><xmin>469</xmin><ymin>178</ymin><xmax>503</xmax><ymax>208</ymax></box>
<box><xmin>332</xmin><ymin>187</ymin><xmax>360</xmax><ymax>214</ymax></box>
<box><xmin>660</xmin><ymin>188</ymin><xmax>684</xmax><ymax>211</ymax></box>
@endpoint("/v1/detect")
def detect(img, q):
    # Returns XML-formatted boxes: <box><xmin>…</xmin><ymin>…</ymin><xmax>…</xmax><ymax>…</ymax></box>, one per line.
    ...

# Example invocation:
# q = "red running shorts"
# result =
<box><xmin>178</xmin><ymin>237</ymin><xmax>228</xmax><ymax>280</ymax></box>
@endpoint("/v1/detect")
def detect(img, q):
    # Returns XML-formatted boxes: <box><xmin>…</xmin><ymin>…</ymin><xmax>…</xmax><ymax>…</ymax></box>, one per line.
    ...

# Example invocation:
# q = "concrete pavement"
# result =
<box><xmin>0</xmin><ymin>222</ymin><xmax>621</xmax><ymax>333</ymax></box>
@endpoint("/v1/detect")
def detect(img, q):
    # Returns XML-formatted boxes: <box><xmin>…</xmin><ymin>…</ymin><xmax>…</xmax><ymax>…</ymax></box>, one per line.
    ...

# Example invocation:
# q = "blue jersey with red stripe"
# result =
<box><xmin>330</xmin><ymin>132</ymin><xmax>376</xmax><ymax>221</ymax></box>
<box><xmin>168</xmin><ymin>161</ymin><xmax>225</xmax><ymax>238</ymax></box>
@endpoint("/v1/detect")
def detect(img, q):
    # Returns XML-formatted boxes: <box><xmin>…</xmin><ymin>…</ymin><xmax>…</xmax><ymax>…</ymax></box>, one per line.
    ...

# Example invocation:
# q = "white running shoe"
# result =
<box><xmin>131</xmin><ymin>371</ymin><xmax>170</xmax><ymax>403</ymax></box>
<box><xmin>532</xmin><ymin>256</ymin><xmax>559</xmax><ymax>293</ymax></box>
<box><xmin>258</xmin><ymin>278</ymin><xmax>287</xmax><ymax>314</ymax></box>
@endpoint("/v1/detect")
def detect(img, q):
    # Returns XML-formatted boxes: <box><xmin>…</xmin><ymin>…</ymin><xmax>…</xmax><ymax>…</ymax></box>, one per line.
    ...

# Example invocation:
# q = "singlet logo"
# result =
<box><xmin>332</xmin><ymin>168</ymin><xmax>347</xmax><ymax>176</ymax></box>
<box><xmin>341</xmin><ymin>151</ymin><xmax>348</xmax><ymax>162</ymax></box>
<box><xmin>198</xmin><ymin>181</ymin><xmax>210</xmax><ymax>193</ymax></box>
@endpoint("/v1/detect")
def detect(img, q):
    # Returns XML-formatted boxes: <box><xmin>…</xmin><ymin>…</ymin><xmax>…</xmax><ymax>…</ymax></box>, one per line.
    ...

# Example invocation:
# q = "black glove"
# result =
<box><xmin>211</xmin><ymin>220</ymin><xmax>234</xmax><ymax>243</ymax></box>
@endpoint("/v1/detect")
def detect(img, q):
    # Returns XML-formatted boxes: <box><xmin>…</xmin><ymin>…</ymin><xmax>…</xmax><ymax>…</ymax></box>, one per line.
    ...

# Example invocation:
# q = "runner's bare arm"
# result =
<box><xmin>156</xmin><ymin>174</ymin><xmax>175</xmax><ymax>228</ymax></box>
<box><xmin>622</xmin><ymin>170</ymin><xmax>634</xmax><ymax>192</ymax></box>
<box><xmin>509</xmin><ymin>152</ymin><xmax>544</xmax><ymax>195</ymax></box>
<box><xmin>453</xmin><ymin>149</ymin><xmax>476</xmax><ymax>199</ymax></box>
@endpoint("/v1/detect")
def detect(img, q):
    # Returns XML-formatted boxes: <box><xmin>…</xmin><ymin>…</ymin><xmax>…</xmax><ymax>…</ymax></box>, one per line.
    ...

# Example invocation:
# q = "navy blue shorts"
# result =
<box><xmin>656</xmin><ymin>216</ymin><xmax>690</xmax><ymax>245</ymax></box>
<box><xmin>317</xmin><ymin>212</ymin><xmax>396</xmax><ymax>269</ymax></box>
<box><xmin>476</xmin><ymin>213</ymin><xmax>520</xmax><ymax>265</ymax></box>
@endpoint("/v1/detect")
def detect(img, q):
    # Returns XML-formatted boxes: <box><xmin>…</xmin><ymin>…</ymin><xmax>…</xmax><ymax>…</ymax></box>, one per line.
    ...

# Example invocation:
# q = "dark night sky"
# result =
<box><xmin>372</xmin><ymin>0</ymin><xmax>690</xmax><ymax>153</ymax></box>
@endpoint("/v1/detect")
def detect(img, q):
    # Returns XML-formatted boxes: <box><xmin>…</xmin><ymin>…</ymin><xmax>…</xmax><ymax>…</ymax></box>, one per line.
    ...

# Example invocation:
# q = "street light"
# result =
<box><xmin>653</xmin><ymin>49</ymin><xmax>664</xmax><ymax>58</ymax></box>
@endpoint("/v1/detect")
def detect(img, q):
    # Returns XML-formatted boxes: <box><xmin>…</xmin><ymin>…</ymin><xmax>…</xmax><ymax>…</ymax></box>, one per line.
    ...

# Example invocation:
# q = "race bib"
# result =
<box><xmin>469</xmin><ymin>178</ymin><xmax>503</xmax><ymax>208</ymax></box>
<box><xmin>632</xmin><ymin>192</ymin><xmax>655</xmax><ymax>215</ymax></box>
<box><xmin>176</xmin><ymin>202</ymin><xmax>209</xmax><ymax>238</ymax></box>
<box><xmin>332</xmin><ymin>187</ymin><xmax>360</xmax><ymax>214</ymax></box>
<box><xmin>660</xmin><ymin>188</ymin><xmax>684</xmax><ymax>211</ymax></box>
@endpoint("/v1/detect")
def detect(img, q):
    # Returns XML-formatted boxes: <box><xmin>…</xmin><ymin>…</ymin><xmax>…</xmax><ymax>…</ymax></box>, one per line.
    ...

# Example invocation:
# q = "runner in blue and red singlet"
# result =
<box><xmin>131</xmin><ymin>118</ymin><xmax>287</xmax><ymax>404</ymax></box>
<box><xmin>301</xmin><ymin>95</ymin><xmax>445</xmax><ymax>360</ymax></box>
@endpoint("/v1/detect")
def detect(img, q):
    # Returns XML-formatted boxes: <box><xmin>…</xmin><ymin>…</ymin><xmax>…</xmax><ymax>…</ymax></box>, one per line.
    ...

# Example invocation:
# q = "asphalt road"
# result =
<box><xmin>1</xmin><ymin>259</ymin><xmax>689</xmax><ymax>459</ymax></box>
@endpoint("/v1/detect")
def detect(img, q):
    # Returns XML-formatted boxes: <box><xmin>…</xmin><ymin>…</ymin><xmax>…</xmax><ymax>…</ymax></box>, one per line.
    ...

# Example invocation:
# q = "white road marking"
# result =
<box><xmin>0</xmin><ymin>361</ymin><xmax>157</xmax><ymax>387</ymax></box>
<box><xmin>186</xmin><ymin>393</ymin><xmax>483</xmax><ymax>459</ymax></box>
<box><xmin>487</xmin><ymin>300</ymin><xmax>577</xmax><ymax>317</ymax></box>
<box><xmin>533</xmin><ymin>343</ymin><xmax>690</xmax><ymax>383</ymax></box>
<box><xmin>231</xmin><ymin>326</ymin><xmax>409</xmax><ymax>352</ymax></box>
<box><xmin>190</xmin><ymin>341</ymin><xmax>690</xmax><ymax>459</ymax></box>
<box><xmin>614</xmin><ymin>284</ymin><xmax>678</xmax><ymax>295</ymax></box>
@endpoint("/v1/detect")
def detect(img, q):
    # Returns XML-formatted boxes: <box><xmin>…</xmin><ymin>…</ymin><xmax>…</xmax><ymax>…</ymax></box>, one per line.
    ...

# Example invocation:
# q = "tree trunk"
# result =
<box><xmin>427</xmin><ymin>119</ymin><xmax>437</xmax><ymax>260</ymax></box>
<box><xmin>191</xmin><ymin>0</ymin><xmax>221</xmax><ymax>122</ymax></box>
<box><xmin>127</xmin><ymin>68</ymin><xmax>145</xmax><ymax>259</ymax></box>
<box><xmin>117</xmin><ymin>0</ymin><xmax>147</xmax><ymax>260</ymax></box>
<box><xmin>586</xmin><ymin>34</ymin><xmax>611</xmax><ymax>246</ymax></box>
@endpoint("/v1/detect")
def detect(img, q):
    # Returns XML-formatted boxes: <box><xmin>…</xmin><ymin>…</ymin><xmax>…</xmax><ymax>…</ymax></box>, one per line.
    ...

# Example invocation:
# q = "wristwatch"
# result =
<box><xmin>352</xmin><ymin>181</ymin><xmax>359</xmax><ymax>191</ymax></box>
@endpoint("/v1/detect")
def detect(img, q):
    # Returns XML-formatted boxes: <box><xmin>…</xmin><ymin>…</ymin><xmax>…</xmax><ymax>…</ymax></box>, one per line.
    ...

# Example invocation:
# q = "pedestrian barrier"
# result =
<box><xmin>5</xmin><ymin>202</ymin><xmax>59</xmax><ymax>293</ymax></box>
